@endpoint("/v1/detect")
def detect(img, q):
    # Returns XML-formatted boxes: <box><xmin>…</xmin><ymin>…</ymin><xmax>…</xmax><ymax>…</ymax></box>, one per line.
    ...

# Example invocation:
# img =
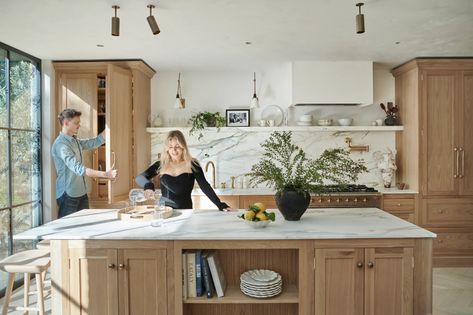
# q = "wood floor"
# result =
<box><xmin>0</xmin><ymin>268</ymin><xmax>472</xmax><ymax>314</ymax></box>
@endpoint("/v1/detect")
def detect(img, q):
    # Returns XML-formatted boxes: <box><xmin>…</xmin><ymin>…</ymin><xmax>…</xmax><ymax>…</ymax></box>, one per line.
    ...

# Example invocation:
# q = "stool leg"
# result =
<box><xmin>2</xmin><ymin>272</ymin><xmax>15</xmax><ymax>315</ymax></box>
<box><xmin>35</xmin><ymin>273</ymin><xmax>45</xmax><ymax>315</ymax></box>
<box><xmin>23</xmin><ymin>272</ymin><xmax>30</xmax><ymax>315</ymax></box>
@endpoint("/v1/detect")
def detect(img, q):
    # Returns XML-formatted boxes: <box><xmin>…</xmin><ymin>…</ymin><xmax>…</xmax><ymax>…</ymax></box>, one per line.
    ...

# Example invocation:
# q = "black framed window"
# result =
<box><xmin>0</xmin><ymin>42</ymin><xmax>42</xmax><ymax>295</ymax></box>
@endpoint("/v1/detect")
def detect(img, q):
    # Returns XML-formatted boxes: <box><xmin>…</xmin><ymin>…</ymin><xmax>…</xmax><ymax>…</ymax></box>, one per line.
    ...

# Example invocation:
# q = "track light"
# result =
<box><xmin>147</xmin><ymin>5</ymin><xmax>160</xmax><ymax>35</ymax></box>
<box><xmin>111</xmin><ymin>5</ymin><xmax>120</xmax><ymax>36</ymax></box>
<box><xmin>356</xmin><ymin>3</ymin><xmax>365</xmax><ymax>34</ymax></box>
<box><xmin>250</xmin><ymin>72</ymin><xmax>259</xmax><ymax>108</ymax></box>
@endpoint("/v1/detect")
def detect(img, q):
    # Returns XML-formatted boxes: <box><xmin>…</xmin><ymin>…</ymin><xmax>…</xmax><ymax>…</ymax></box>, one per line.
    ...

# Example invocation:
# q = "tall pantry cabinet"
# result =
<box><xmin>53</xmin><ymin>60</ymin><xmax>155</xmax><ymax>209</ymax></box>
<box><xmin>392</xmin><ymin>59</ymin><xmax>473</xmax><ymax>267</ymax></box>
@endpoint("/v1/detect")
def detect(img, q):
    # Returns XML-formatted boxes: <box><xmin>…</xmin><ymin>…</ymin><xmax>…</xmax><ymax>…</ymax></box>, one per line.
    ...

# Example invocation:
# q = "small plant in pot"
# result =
<box><xmin>188</xmin><ymin>111</ymin><xmax>226</xmax><ymax>140</ymax></box>
<box><xmin>247</xmin><ymin>131</ymin><xmax>367</xmax><ymax>221</ymax></box>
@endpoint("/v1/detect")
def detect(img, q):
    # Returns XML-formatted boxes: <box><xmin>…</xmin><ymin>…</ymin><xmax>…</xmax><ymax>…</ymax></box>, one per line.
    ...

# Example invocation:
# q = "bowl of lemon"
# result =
<box><xmin>239</xmin><ymin>202</ymin><xmax>276</xmax><ymax>228</ymax></box>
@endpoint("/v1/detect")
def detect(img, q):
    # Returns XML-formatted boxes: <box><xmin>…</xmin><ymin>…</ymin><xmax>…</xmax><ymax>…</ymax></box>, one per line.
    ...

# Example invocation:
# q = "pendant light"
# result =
<box><xmin>174</xmin><ymin>73</ymin><xmax>185</xmax><ymax>109</ymax></box>
<box><xmin>147</xmin><ymin>4</ymin><xmax>160</xmax><ymax>35</ymax></box>
<box><xmin>355</xmin><ymin>3</ymin><xmax>365</xmax><ymax>34</ymax></box>
<box><xmin>111</xmin><ymin>5</ymin><xmax>120</xmax><ymax>36</ymax></box>
<box><xmin>250</xmin><ymin>72</ymin><xmax>259</xmax><ymax>108</ymax></box>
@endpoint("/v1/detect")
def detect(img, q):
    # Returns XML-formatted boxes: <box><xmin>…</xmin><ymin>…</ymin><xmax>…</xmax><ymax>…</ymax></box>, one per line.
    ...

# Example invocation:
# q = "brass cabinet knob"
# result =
<box><xmin>118</xmin><ymin>263</ymin><xmax>126</xmax><ymax>270</ymax></box>
<box><xmin>356</xmin><ymin>261</ymin><xmax>364</xmax><ymax>268</ymax></box>
<box><xmin>108</xmin><ymin>263</ymin><xmax>116</xmax><ymax>269</ymax></box>
<box><xmin>438</xmin><ymin>209</ymin><xmax>444</xmax><ymax>214</ymax></box>
<box><xmin>397</xmin><ymin>203</ymin><xmax>401</xmax><ymax>206</ymax></box>
<box><xmin>367</xmin><ymin>261</ymin><xmax>374</xmax><ymax>268</ymax></box>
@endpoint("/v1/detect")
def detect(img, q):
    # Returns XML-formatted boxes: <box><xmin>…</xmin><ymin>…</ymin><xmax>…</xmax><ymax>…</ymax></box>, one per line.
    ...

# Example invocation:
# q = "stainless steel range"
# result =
<box><xmin>310</xmin><ymin>185</ymin><xmax>381</xmax><ymax>208</ymax></box>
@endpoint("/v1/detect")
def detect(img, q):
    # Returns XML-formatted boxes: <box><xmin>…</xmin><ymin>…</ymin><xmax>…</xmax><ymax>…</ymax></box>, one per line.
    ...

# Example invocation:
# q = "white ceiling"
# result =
<box><xmin>1</xmin><ymin>0</ymin><xmax>472</xmax><ymax>71</ymax></box>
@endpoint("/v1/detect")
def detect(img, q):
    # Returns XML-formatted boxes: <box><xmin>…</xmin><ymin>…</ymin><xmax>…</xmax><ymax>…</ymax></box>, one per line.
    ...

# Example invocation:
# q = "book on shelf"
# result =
<box><xmin>202</xmin><ymin>252</ymin><xmax>215</xmax><ymax>298</ymax></box>
<box><xmin>182</xmin><ymin>252</ymin><xmax>188</xmax><ymax>299</ymax></box>
<box><xmin>195</xmin><ymin>250</ymin><xmax>204</xmax><ymax>297</ymax></box>
<box><xmin>207</xmin><ymin>252</ymin><xmax>227</xmax><ymax>297</ymax></box>
<box><xmin>186</xmin><ymin>251</ymin><xmax>197</xmax><ymax>298</ymax></box>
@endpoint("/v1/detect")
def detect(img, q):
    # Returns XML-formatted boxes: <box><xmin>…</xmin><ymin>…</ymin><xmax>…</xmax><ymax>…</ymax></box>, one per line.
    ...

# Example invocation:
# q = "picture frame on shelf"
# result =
<box><xmin>226</xmin><ymin>109</ymin><xmax>250</xmax><ymax>127</ymax></box>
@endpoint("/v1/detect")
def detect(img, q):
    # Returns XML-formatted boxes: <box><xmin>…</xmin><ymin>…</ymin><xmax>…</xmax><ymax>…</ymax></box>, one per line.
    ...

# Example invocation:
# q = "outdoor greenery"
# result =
<box><xmin>247</xmin><ymin>131</ymin><xmax>368</xmax><ymax>194</ymax></box>
<box><xmin>188</xmin><ymin>111</ymin><xmax>226</xmax><ymax>140</ymax></box>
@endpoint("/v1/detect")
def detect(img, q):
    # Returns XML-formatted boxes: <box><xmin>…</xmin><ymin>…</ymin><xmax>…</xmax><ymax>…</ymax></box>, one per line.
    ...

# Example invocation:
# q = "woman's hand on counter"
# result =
<box><xmin>223</xmin><ymin>207</ymin><xmax>238</xmax><ymax>212</ymax></box>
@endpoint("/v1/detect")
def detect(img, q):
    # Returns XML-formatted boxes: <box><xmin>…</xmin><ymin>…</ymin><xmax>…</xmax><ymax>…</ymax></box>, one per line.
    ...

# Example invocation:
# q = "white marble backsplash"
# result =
<box><xmin>149</xmin><ymin>128</ymin><xmax>397</xmax><ymax>189</ymax></box>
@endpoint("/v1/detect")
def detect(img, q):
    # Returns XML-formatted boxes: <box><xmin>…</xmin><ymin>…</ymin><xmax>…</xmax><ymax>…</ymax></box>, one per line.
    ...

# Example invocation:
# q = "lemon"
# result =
<box><xmin>244</xmin><ymin>210</ymin><xmax>256</xmax><ymax>221</ymax></box>
<box><xmin>256</xmin><ymin>212</ymin><xmax>269</xmax><ymax>221</ymax></box>
<box><xmin>252</xmin><ymin>202</ymin><xmax>267</xmax><ymax>213</ymax></box>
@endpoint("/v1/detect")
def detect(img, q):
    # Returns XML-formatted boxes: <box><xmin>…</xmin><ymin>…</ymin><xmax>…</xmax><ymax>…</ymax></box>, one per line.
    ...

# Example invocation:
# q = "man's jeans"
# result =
<box><xmin>57</xmin><ymin>193</ymin><xmax>89</xmax><ymax>218</ymax></box>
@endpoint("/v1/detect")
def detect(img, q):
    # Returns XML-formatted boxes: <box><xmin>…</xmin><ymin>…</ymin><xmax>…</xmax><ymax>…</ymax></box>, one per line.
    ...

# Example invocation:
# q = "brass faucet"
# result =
<box><xmin>231</xmin><ymin>176</ymin><xmax>236</xmax><ymax>189</ymax></box>
<box><xmin>204</xmin><ymin>161</ymin><xmax>216</xmax><ymax>188</ymax></box>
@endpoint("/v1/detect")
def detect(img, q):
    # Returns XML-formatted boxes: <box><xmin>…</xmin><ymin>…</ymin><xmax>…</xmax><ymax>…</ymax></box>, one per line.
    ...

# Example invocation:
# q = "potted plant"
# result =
<box><xmin>188</xmin><ymin>111</ymin><xmax>226</xmax><ymax>140</ymax></box>
<box><xmin>380</xmin><ymin>102</ymin><xmax>399</xmax><ymax>126</ymax></box>
<box><xmin>247</xmin><ymin>131</ymin><xmax>367</xmax><ymax>221</ymax></box>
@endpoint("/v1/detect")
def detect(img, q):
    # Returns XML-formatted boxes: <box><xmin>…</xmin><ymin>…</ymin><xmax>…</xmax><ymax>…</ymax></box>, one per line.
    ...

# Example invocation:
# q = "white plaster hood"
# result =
<box><xmin>291</xmin><ymin>61</ymin><xmax>373</xmax><ymax>106</ymax></box>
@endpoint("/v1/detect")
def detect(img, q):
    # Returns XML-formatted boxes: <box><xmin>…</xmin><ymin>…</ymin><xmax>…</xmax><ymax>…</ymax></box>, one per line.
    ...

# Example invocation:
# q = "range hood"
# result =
<box><xmin>291</xmin><ymin>61</ymin><xmax>373</xmax><ymax>106</ymax></box>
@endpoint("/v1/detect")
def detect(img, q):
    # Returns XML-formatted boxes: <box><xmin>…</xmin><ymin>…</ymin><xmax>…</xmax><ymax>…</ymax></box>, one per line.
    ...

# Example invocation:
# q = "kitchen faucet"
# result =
<box><xmin>204</xmin><ymin>161</ymin><xmax>216</xmax><ymax>188</ymax></box>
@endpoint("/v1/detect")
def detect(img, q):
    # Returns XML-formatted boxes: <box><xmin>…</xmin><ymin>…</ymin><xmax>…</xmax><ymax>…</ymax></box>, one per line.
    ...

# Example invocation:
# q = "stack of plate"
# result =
<box><xmin>240</xmin><ymin>269</ymin><xmax>282</xmax><ymax>298</ymax></box>
<box><xmin>296</xmin><ymin>114</ymin><xmax>313</xmax><ymax>126</ymax></box>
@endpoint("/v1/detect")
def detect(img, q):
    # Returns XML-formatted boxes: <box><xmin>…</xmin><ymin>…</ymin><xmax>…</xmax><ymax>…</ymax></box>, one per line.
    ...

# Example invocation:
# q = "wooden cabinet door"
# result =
<box><xmin>422</xmin><ymin>70</ymin><xmax>459</xmax><ymax>196</ymax></box>
<box><xmin>118</xmin><ymin>249</ymin><xmax>167</xmax><ymax>315</ymax></box>
<box><xmin>106</xmin><ymin>64</ymin><xmax>133</xmax><ymax>203</ymax></box>
<box><xmin>69</xmin><ymin>248</ymin><xmax>118</xmax><ymax>315</ymax></box>
<box><xmin>364</xmin><ymin>248</ymin><xmax>413</xmax><ymax>315</ymax></box>
<box><xmin>459</xmin><ymin>71</ymin><xmax>473</xmax><ymax>196</ymax></box>
<box><xmin>314</xmin><ymin>248</ymin><xmax>364</xmax><ymax>315</ymax></box>
<box><xmin>58</xmin><ymin>73</ymin><xmax>99</xmax><ymax>198</ymax></box>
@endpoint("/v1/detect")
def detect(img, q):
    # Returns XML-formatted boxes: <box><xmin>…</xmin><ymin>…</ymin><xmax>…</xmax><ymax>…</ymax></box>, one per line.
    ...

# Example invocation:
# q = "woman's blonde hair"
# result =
<box><xmin>159</xmin><ymin>130</ymin><xmax>195</xmax><ymax>175</ymax></box>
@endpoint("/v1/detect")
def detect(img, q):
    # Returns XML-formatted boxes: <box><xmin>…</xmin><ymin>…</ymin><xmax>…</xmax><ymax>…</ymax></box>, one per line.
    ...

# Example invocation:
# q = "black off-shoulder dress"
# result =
<box><xmin>135</xmin><ymin>160</ymin><xmax>229</xmax><ymax>211</ymax></box>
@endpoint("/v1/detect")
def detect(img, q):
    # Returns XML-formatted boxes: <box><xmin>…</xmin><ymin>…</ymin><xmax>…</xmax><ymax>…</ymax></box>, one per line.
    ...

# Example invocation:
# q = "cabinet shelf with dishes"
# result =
<box><xmin>147</xmin><ymin>125</ymin><xmax>403</xmax><ymax>134</ymax></box>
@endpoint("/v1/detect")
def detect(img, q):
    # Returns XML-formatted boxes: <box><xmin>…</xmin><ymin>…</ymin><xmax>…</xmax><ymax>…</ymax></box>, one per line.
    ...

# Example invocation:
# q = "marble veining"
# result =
<box><xmin>15</xmin><ymin>208</ymin><xmax>435</xmax><ymax>241</ymax></box>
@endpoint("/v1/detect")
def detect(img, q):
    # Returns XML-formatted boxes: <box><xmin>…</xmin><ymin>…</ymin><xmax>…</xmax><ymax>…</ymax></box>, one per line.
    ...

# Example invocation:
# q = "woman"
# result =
<box><xmin>136</xmin><ymin>130</ymin><xmax>233</xmax><ymax>211</ymax></box>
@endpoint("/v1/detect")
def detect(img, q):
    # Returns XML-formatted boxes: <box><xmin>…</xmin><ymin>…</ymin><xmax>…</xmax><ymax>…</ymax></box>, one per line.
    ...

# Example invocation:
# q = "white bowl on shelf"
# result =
<box><xmin>298</xmin><ymin>114</ymin><xmax>313</xmax><ymax>122</ymax></box>
<box><xmin>337</xmin><ymin>118</ymin><xmax>353</xmax><ymax>126</ymax></box>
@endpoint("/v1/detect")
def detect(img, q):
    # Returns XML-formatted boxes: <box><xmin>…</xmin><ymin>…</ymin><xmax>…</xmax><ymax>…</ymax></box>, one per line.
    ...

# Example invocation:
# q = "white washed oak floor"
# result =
<box><xmin>0</xmin><ymin>268</ymin><xmax>472</xmax><ymax>314</ymax></box>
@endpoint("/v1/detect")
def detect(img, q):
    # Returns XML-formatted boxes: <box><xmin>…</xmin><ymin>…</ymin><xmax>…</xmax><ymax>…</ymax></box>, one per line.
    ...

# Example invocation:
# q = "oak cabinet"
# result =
<box><xmin>69</xmin><ymin>247</ymin><xmax>167</xmax><ymax>315</ymax></box>
<box><xmin>382</xmin><ymin>194</ymin><xmax>416</xmax><ymax>223</ymax></box>
<box><xmin>54</xmin><ymin>61</ymin><xmax>155</xmax><ymax>208</ymax></box>
<box><xmin>314</xmin><ymin>247</ymin><xmax>413</xmax><ymax>315</ymax></box>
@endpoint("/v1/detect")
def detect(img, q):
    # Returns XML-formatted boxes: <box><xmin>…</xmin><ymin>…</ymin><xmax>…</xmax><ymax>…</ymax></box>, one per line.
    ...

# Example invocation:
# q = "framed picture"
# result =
<box><xmin>226</xmin><ymin>109</ymin><xmax>250</xmax><ymax>127</ymax></box>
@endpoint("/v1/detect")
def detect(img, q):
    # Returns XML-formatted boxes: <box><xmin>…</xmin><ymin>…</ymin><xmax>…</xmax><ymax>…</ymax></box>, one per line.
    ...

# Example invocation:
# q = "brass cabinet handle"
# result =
<box><xmin>460</xmin><ymin>148</ymin><xmax>465</xmax><ymax>178</ymax></box>
<box><xmin>356</xmin><ymin>261</ymin><xmax>364</xmax><ymax>268</ymax></box>
<box><xmin>454</xmin><ymin>147</ymin><xmax>459</xmax><ymax>178</ymax></box>
<box><xmin>111</xmin><ymin>151</ymin><xmax>116</xmax><ymax>170</ymax></box>
<box><xmin>108</xmin><ymin>263</ymin><xmax>115</xmax><ymax>269</ymax></box>
<box><xmin>118</xmin><ymin>263</ymin><xmax>125</xmax><ymax>270</ymax></box>
<box><xmin>367</xmin><ymin>261</ymin><xmax>374</xmax><ymax>268</ymax></box>
<box><xmin>397</xmin><ymin>203</ymin><xmax>401</xmax><ymax>207</ymax></box>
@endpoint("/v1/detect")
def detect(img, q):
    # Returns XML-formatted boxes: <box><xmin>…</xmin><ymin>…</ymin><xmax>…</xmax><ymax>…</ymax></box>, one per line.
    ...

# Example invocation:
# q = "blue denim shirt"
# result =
<box><xmin>52</xmin><ymin>132</ymin><xmax>105</xmax><ymax>199</ymax></box>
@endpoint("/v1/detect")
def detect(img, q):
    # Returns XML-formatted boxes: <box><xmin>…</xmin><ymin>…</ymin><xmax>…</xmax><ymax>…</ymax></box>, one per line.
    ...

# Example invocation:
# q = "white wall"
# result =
<box><xmin>41</xmin><ymin>60</ymin><xmax>55</xmax><ymax>223</ymax></box>
<box><xmin>150</xmin><ymin>62</ymin><xmax>394</xmax><ymax>127</ymax></box>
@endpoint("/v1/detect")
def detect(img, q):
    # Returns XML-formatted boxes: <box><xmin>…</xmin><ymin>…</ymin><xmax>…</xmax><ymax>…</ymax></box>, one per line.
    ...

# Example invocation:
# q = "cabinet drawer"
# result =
<box><xmin>387</xmin><ymin>211</ymin><xmax>415</xmax><ymax>223</ymax></box>
<box><xmin>383</xmin><ymin>198</ymin><xmax>415</xmax><ymax>211</ymax></box>
<box><xmin>433</xmin><ymin>232</ymin><xmax>473</xmax><ymax>251</ymax></box>
<box><xmin>424</xmin><ymin>199</ymin><xmax>473</xmax><ymax>225</ymax></box>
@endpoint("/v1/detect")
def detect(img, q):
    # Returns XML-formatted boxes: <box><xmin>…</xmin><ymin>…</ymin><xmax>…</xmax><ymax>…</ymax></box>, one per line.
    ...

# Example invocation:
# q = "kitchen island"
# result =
<box><xmin>16</xmin><ymin>208</ymin><xmax>435</xmax><ymax>315</ymax></box>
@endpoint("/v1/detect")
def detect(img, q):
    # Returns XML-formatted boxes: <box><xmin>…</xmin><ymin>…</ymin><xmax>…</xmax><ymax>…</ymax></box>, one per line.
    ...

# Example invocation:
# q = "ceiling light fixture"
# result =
<box><xmin>355</xmin><ymin>3</ymin><xmax>365</xmax><ymax>34</ymax></box>
<box><xmin>111</xmin><ymin>5</ymin><xmax>120</xmax><ymax>36</ymax></box>
<box><xmin>174</xmin><ymin>72</ymin><xmax>185</xmax><ymax>109</ymax></box>
<box><xmin>147</xmin><ymin>4</ymin><xmax>160</xmax><ymax>35</ymax></box>
<box><xmin>250</xmin><ymin>72</ymin><xmax>259</xmax><ymax>108</ymax></box>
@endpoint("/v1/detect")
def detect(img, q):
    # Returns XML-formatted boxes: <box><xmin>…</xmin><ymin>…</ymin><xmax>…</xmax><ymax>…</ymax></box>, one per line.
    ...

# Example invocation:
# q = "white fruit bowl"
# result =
<box><xmin>245</xmin><ymin>220</ymin><xmax>271</xmax><ymax>228</ymax></box>
<box><xmin>337</xmin><ymin>118</ymin><xmax>353</xmax><ymax>126</ymax></box>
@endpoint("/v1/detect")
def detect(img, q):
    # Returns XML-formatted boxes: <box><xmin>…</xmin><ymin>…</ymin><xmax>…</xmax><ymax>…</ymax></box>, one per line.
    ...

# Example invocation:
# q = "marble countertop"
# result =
<box><xmin>192</xmin><ymin>187</ymin><xmax>417</xmax><ymax>196</ymax></box>
<box><xmin>15</xmin><ymin>208</ymin><xmax>435</xmax><ymax>241</ymax></box>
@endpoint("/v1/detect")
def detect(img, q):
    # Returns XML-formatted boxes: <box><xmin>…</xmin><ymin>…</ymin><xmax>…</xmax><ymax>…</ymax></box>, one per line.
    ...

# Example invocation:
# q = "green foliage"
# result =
<box><xmin>247</xmin><ymin>131</ymin><xmax>368</xmax><ymax>194</ymax></box>
<box><xmin>188</xmin><ymin>111</ymin><xmax>226</xmax><ymax>140</ymax></box>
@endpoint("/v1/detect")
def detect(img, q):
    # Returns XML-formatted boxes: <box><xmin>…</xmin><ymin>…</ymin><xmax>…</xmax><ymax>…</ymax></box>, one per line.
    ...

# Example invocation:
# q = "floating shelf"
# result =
<box><xmin>147</xmin><ymin>126</ymin><xmax>403</xmax><ymax>134</ymax></box>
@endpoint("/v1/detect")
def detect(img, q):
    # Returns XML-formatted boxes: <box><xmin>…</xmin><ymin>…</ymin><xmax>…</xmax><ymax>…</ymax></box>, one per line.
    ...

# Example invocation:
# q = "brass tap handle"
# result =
<box><xmin>231</xmin><ymin>176</ymin><xmax>236</xmax><ymax>189</ymax></box>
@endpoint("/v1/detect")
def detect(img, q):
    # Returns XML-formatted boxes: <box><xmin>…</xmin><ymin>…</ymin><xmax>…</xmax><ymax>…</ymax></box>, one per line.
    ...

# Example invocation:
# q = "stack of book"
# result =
<box><xmin>182</xmin><ymin>250</ymin><xmax>227</xmax><ymax>299</ymax></box>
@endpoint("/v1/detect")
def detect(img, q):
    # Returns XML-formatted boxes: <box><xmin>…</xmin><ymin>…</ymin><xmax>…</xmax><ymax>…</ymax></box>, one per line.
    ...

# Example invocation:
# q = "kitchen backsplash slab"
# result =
<box><xmin>149</xmin><ymin>129</ymin><xmax>397</xmax><ymax>189</ymax></box>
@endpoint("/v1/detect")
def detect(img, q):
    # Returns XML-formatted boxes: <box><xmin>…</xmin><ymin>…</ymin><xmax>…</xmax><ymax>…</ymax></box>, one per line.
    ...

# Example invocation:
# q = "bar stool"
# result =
<box><xmin>0</xmin><ymin>249</ymin><xmax>50</xmax><ymax>315</ymax></box>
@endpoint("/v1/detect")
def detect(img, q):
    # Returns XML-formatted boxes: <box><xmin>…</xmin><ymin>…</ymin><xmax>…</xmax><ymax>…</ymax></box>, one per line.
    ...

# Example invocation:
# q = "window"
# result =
<box><xmin>0</xmin><ymin>42</ymin><xmax>42</xmax><ymax>295</ymax></box>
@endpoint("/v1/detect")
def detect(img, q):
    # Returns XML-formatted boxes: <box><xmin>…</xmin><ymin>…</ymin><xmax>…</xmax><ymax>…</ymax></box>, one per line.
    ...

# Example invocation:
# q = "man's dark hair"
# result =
<box><xmin>58</xmin><ymin>108</ymin><xmax>81</xmax><ymax>126</ymax></box>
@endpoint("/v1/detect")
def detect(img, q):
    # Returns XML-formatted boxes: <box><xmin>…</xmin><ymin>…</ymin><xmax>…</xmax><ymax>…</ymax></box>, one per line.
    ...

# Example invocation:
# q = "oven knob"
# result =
<box><xmin>363</xmin><ymin>198</ymin><xmax>367</xmax><ymax>203</ymax></box>
<box><xmin>327</xmin><ymin>198</ymin><xmax>331</xmax><ymax>203</ymax></box>
<box><xmin>345</xmin><ymin>198</ymin><xmax>349</xmax><ymax>202</ymax></box>
<box><xmin>336</xmin><ymin>198</ymin><xmax>340</xmax><ymax>203</ymax></box>
<box><xmin>318</xmin><ymin>198</ymin><xmax>322</xmax><ymax>203</ymax></box>
<box><xmin>354</xmin><ymin>198</ymin><xmax>358</xmax><ymax>203</ymax></box>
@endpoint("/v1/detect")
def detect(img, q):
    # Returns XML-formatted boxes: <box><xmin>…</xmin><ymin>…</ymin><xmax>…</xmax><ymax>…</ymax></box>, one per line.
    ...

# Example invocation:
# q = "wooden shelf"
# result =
<box><xmin>183</xmin><ymin>284</ymin><xmax>298</xmax><ymax>304</ymax></box>
<box><xmin>147</xmin><ymin>126</ymin><xmax>404</xmax><ymax>134</ymax></box>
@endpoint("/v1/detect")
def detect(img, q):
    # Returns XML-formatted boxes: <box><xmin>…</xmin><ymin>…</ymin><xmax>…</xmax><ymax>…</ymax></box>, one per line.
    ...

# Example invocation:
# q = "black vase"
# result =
<box><xmin>275</xmin><ymin>189</ymin><xmax>310</xmax><ymax>221</ymax></box>
<box><xmin>384</xmin><ymin>115</ymin><xmax>397</xmax><ymax>126</ymax></box>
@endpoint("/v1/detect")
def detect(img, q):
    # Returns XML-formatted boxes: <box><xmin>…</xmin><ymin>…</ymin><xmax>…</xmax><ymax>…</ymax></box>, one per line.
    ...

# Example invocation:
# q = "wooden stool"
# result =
<box><xmin>0</xmin><ymin>249</ymin><xmax>50</xmax><ymax>315</ymax></box>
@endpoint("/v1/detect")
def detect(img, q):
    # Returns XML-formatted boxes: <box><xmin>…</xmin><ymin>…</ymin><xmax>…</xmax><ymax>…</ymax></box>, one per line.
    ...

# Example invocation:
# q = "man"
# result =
<box><xmin>52</xmin><ymin>109</ymin><xmax>118</xmax><ymax>218</ymax></box>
